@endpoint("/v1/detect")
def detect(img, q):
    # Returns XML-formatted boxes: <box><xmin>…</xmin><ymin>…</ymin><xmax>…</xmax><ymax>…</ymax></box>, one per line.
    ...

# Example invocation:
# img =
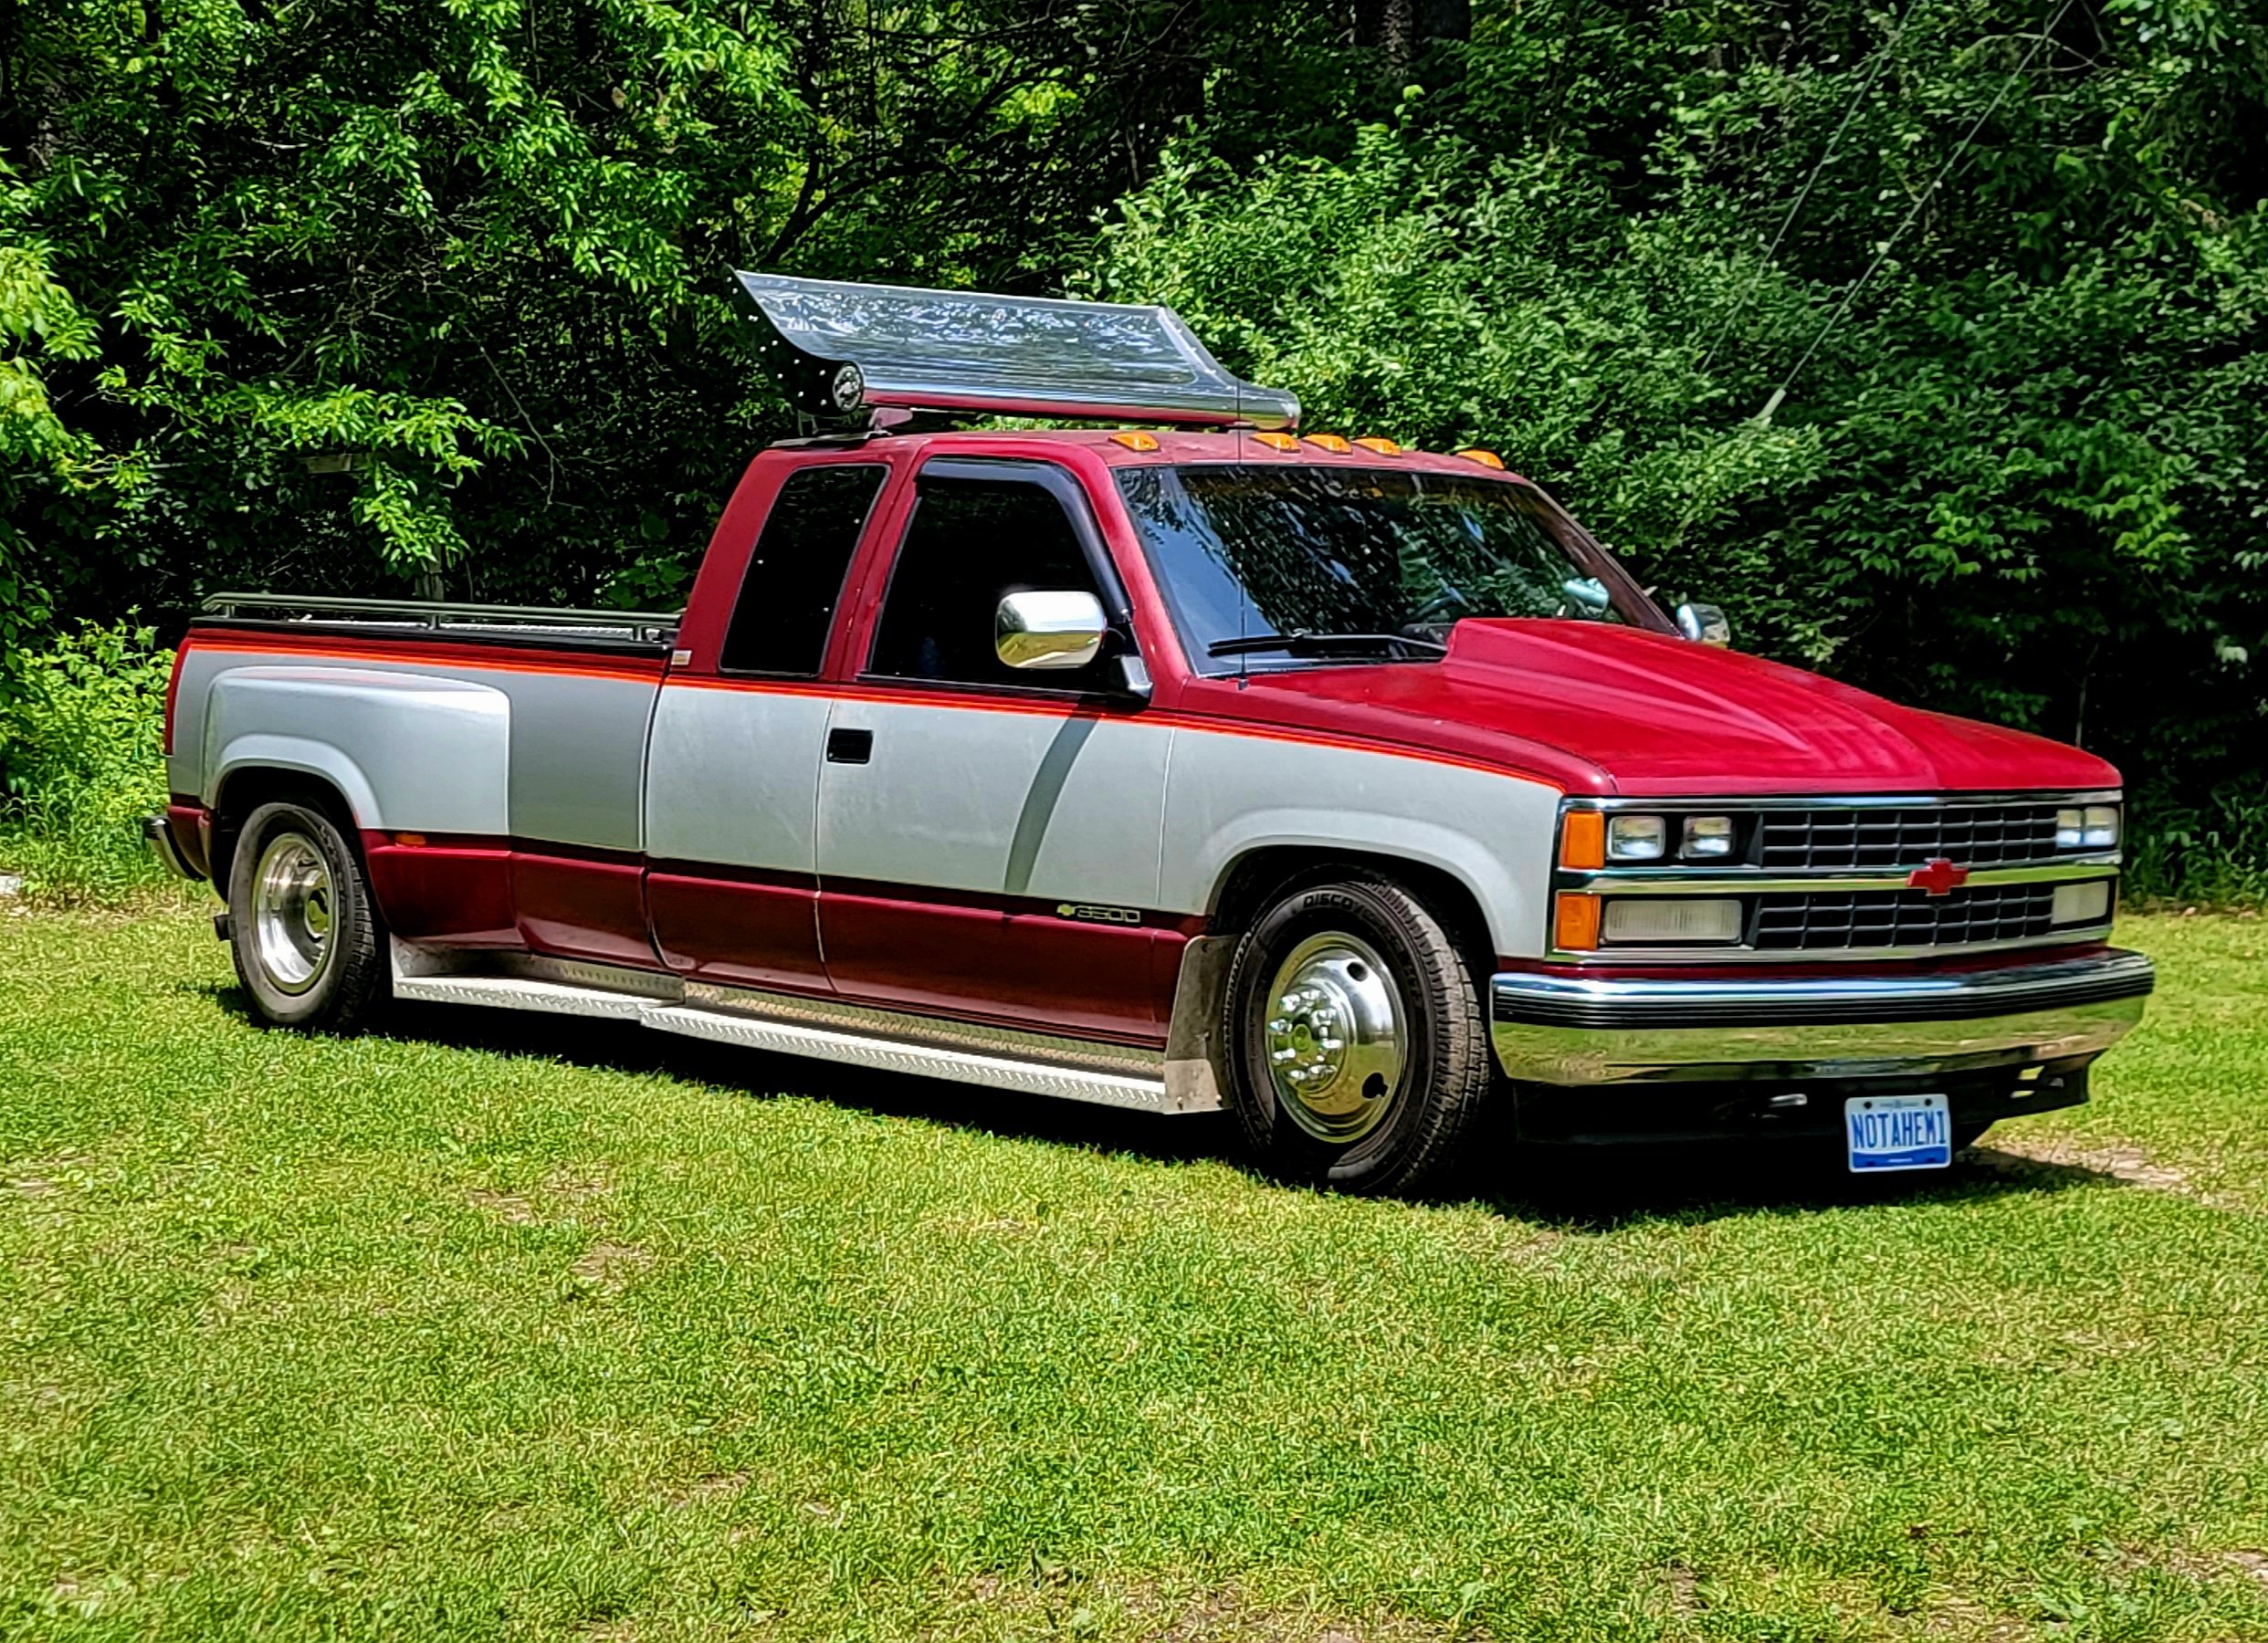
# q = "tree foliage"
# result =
<box><xmin>1088</xmin><ymin>0</ymin><xmax>2268</xmax><ymax>890</ymax></box>
<box><xmin>1</xmin><ymin>0</ymin><xmax>1343</xmax><ymax>613</ymax></box>
<box><xmin>1</xmin><ymin>0</ymin><xmax>2263</xmax><ymax>888</ymax></box>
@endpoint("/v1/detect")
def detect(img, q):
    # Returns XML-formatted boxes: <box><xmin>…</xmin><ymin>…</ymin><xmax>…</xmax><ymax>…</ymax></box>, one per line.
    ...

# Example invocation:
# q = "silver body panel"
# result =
<box><xmin>506</xmin><ymin>673</ymin><xmax>658</xmax><ymax>852</ymax></box>
<box><xmin>818</xmin><ymin>697</ymin><xmax>1171</xmax><ymax>905</ymax></box>
<box><xmin>644</xmin><ymin>684</ymin><xmax>830</xmax><ymax>872</ymax></box>
<box><xmin>172</xmin><ymin>644</ymin><xmax>657</xmax><ymax>850</ymax></box>
<box><xmin>1159</xmin><ymin>727</ymin><xmax>1562</xmax><ymax>958</ymax></box>
<box><xmin>201</xmin><ymin>666</ymin><xmax>511</xmax><ymax>834</ymax></box>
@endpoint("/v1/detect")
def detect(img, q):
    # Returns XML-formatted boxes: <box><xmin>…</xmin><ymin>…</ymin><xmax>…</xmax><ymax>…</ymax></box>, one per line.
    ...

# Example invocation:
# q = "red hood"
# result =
<box><xmin>1188</xmin><ymin>620</ymin><xmax>2119</xmax><ymax>797</ymax></box>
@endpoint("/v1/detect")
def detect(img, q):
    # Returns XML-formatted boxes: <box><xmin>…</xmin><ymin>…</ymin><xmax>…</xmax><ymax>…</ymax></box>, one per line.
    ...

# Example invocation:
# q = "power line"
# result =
<box><xmin>1759</xmin><ymin>0</ymin><xmax>2083</xmax><ymax>420</ymax></box>
<box><xmin>1697</xmin><ymin>0</ymin><xmax>1927</xmax><ymax>378</ymax></box>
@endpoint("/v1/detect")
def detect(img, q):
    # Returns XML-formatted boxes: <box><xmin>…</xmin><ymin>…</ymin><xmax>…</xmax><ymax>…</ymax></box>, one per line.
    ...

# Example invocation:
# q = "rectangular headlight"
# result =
<box><xmin>2057</xmin><ymin>804</ymin><xmax>2120</xmax><ymax>850</ymax></box>
<box><xmin>1602</xmin><ymin>897</ymin><xmax>1743</xmax><ymax>945</ymax></box>
<box><xmin>1681</xmin><ymin>815</ymin><xmax>1736</xmax><ymax>859</ymax></box>
<box><xmin>1606</xmin><ymin>814</ymin><xmax>1666</xmax><ymax>861</ymax></box>
<box><xmin>2050</xmin><ymin>880</ymin><xmax>2114</xmax><ymax>926</ymax></box>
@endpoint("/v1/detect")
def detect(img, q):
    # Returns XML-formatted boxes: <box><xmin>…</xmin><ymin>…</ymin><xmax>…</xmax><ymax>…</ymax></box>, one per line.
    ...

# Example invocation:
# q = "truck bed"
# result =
<box><xmin>171</xmin><ymin>593</ymin><xmax>688</xmax><ymax>964</ymax></box>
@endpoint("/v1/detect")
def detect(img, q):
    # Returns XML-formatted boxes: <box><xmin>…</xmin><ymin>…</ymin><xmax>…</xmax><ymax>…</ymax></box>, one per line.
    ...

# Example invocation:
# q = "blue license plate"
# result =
<box><xmin>1844</xmin><ymin>1094</ymin><xmax>1953</xmax><ymax>1172</ymax></box>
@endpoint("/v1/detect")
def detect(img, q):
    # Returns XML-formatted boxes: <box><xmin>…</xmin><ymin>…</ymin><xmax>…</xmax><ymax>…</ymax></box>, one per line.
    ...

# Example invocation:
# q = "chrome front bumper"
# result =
<box><xmin>1491</xmin><ymin>948</ymin><xmax>2155</xmax><ymax>1085</ymax></box>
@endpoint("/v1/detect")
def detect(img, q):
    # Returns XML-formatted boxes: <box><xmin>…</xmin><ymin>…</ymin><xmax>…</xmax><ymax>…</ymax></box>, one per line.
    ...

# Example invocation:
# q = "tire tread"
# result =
<box><xmin>227</xmin><ymin>801</ymin><xmax>388</xmax><ymax>1031</ymax></box>
<box><xmin>1221</xmin><ymin>870</ymin><xmax>1496</xmax><ymax>1195</ymax></box>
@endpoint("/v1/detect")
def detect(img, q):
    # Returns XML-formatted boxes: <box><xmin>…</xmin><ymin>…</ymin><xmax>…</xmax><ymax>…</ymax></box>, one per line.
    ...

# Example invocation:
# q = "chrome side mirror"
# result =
<box><xmin>1676</xmin><ymin>602</ymin><xmax>1732</xmax><ymax>648</ymax></box>
<box><xmin>996</xmin><ymin>590</ymin><xmax>1108</xmax><ymax>670</ymax></box>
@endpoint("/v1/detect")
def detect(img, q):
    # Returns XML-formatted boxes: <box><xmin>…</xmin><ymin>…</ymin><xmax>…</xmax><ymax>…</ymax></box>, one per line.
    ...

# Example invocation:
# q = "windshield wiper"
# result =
<box><xmin>1206</xmin><ymin>630</ymin><xmax>1449</xmax><ymax>659</ymax></box>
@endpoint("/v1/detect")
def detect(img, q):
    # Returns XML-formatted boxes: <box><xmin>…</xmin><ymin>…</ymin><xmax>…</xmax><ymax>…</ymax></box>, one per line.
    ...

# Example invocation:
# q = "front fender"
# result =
<box><xmin>1160</xmin><ymin>729</ymin><xmax>1560</xmax><ymax>958</ymax></box>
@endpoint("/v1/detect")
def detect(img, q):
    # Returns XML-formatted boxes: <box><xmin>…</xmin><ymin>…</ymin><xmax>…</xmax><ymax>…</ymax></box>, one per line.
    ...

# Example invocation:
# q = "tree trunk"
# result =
<box><xmin>1354</xmin><ymin>0</ymin><xmax>1468</xmax><ymax>77</ymax></box>
<box><xmin>1354</xmin><ymin>0</ymin><xmax>1415</xmax><ymax>74</ymax></box>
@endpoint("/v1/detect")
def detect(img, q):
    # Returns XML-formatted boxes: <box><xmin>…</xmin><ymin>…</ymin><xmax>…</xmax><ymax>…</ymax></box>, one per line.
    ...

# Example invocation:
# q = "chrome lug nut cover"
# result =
<box><xmin>250</xmin><ymin>832</ymin><xmax>337</xmax><ymax>996</ymax></box>
<box><xmin>1260</xmin><ymin>933</ymin><xmax>1406</xmax><ymax>1143</ymax></box>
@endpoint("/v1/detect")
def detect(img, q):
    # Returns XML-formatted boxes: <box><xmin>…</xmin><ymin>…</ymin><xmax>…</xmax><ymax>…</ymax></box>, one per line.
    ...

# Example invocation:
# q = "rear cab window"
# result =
<box><xmin>719</xmin><ymin>463</ymin><xmax>888</xmax><ymax>675</ymax></box>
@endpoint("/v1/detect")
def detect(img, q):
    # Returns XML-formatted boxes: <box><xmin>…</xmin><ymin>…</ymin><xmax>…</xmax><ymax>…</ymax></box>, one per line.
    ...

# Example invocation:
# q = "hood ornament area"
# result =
<box><xmin>732</xmin><ymin>271</ymin><xmax>1301</xmax><ymax>432</ymax></box>
<box><xmin>1906</xmin><ymin>858</ymin><xmax>1971</xmax><ymax>896</ymax></box>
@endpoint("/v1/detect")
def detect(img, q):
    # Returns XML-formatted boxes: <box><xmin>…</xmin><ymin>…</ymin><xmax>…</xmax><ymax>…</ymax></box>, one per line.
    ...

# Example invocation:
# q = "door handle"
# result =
<box><xmin>826</xmin><ymin>727</ymin><xmax>874</xmax><ymax>765</ymax></box>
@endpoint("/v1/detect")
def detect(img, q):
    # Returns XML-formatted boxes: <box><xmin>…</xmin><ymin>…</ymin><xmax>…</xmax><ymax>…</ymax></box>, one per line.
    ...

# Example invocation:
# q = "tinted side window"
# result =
<box><xmin>867</xmin><ymin>476</ymin><xmax>1108</xmax><ymax>689</ymax></box>
<box><xmin>719</xmin><ymin>464</ymin><xmax>886</xmax><ymax>675</ymax></box>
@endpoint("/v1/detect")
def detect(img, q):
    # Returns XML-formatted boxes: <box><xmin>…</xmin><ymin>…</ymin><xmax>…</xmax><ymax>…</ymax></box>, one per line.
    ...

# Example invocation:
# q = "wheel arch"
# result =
<box><xmin>208</xmin><ymin>760</ymin><xmax>370</xmax><ymax>890</ymax></box>
<box><xmin>1205</xmin><ymin>844</ymin><xmax>1498</xmax><ymax>977</ymax></box>
<box><xmin>1162</xmin><ymin>844</ymin><xmax>1502</xmax><ymax>1117</ymax></box>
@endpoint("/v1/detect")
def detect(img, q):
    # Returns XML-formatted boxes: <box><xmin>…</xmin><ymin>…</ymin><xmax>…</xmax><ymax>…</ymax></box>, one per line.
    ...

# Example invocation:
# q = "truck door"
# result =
<box><xmin>815</xmin><ymin>458</ymin><xmax>1172</xmax><ymax>1042</ymax></box>
<box><xmin>644</xmin><ymin>461</ymin><xmax>889</xmax><ymax>991</ymax></box>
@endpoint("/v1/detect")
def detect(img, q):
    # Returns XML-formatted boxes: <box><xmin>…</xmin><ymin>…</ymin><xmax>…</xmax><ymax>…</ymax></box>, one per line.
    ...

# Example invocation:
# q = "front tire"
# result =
<box><xmin>227</xmin><ymin>801</ymin><xmax>386</xmax><ymax>1031</ymax></box>
<box><xmin>1220</xmin><ymin>873</ymin><xmax>1496</xmax><ymax>1195</ymax></box>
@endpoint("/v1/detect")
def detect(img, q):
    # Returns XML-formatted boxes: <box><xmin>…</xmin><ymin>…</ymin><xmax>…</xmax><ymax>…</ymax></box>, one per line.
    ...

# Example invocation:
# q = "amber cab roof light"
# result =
<box><xmin>1455</xmin><ymin>447</ymin><xmax>1506</xmax><ymax>469</ymax></box>
<box><xmin>1109</xmin><ymin>431</ymin><xmax>1161</xmax><ymax>452</ymax></box>
<box><xmin>1250</xmin><ymin>431</ymin><xmax>1302</xmax><ymax>453</ymax></box>
<box><xmin>1352</xmin><ymin>436</ymin><xmax>1402</xmax><ymax>455</ymax></box>
<box><xmin>1302</xmin><ymin>434</ymin><xmax>1353</xmax><ymax>454</ymax></box>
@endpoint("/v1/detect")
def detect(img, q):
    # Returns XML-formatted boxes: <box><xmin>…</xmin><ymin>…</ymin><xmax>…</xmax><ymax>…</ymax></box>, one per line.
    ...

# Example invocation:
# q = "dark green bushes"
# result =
<box><xmin>1085</xmin><ymin>0</ymin><xmax>2266</xmax><ymax>893</ymax></box>
<box><xmin>0</xmin><ymin>625</ymin><xmax>176</xmax><ymax>900</ymax></box>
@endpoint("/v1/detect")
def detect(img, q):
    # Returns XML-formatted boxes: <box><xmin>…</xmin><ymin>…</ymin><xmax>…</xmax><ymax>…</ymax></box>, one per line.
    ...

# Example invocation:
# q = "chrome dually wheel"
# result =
<box><xmin>227</xmin><ymin>800</ymin><xmax>386</xmax><ymax>1031</ymax></box>
<box><xmin>1264</xmin><ymin>932</ymin><xmax>1406</xmax><ymax>1143</ymax></box>
<box><xmin>1223</xmin><ymin>872</ymin><xmax>1496</xmax><ymax>1195</ymax></box>
<box><xmin>250</xmin><ymin>832</ymin><xmax>336</xmax><ymax>994</ymax></box>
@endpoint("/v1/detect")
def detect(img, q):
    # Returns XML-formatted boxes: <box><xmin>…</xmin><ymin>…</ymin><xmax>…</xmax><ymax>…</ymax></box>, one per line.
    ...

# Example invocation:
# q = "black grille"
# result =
<box><xmin>1757</xmin><ymin>804</ymin><xmax>2065</xmax><ymax>871</ymax></box>
<box><xmin>1752</xmin><ymin>884</ymin><xmax>2059</xmax><ymax>951</ymax></box>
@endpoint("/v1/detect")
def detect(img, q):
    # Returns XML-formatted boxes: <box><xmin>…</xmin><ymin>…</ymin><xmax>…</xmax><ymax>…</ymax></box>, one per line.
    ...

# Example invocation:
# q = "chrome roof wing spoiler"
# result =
<box><xmin>732</xmin><ymin>271</ymin><xmax>1300</xmax><ymax>431</ymax></box>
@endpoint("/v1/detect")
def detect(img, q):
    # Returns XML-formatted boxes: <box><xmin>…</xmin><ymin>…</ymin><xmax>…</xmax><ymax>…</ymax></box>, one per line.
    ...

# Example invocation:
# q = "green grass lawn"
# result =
<box><xmin>2</xmin><ymin>905</ymin><xmax>2265</xmax><ymax>1642</ymax></box>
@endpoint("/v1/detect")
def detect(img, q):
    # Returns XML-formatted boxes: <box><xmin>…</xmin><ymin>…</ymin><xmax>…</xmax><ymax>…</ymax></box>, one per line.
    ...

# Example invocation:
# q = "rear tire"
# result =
<box><xmin>1220</xmin><ymin>873</ymin><xmax>1495</xmax><ymax>1195</ymax></box>
<box><xmin>226</xmin><ymin>801</ymin><xmax>387</xmax><ymax>1031</ymax></box>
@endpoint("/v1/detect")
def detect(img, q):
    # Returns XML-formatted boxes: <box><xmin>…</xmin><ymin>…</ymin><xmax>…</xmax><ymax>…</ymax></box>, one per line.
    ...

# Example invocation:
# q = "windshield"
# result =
<box><xmin>1115</xmin><ymin>464</ymin><xmax>1656</xmax><ymax>673</ymax></box>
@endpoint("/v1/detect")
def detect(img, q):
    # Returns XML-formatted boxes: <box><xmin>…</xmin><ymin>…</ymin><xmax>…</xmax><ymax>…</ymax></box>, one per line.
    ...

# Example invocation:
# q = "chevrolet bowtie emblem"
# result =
<box><xmin>1906</xmin><ymin>857</ymin><xmax>1970</xmax><ymax>896</ymax></box>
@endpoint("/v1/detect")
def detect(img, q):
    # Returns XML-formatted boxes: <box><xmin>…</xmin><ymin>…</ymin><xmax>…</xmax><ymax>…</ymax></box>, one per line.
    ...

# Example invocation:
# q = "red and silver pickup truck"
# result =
<box><xmin>147</xmin><ymin>274</ymin><xmax>2153</xmax><ymax>1193</ymax></box>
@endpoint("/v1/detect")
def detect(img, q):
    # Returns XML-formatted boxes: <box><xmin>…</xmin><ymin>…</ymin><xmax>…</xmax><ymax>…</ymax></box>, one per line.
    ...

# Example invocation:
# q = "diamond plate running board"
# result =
<box><xmin>641</xmin><ymin>1006</ymin><xmax>1171</xmax><ymax>1113</ymax></box>
<box><xmin>392</xmin><ymin>973</ymin><xmax>658</xmax><ymax>1020</ymax></box>
<box><xmin>389</xmin><ymin>940</ymin><xmax>1177</xmax><ymax>1114</ymax></box>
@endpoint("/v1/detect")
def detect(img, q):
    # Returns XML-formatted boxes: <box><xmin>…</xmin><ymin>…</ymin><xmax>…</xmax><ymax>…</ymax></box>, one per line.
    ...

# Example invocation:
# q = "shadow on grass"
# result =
<box><xmin>193</xmin><ymin>979</ymin><xmax>1235</xmax><ymax>1170</ymax></box>
<box><xmin>192</xmin><ymin>980</ymin><xmax>2131</xmax><ymax>1227</ymax></box>
<box><xmin>1486</xmin><ymin>1141</ymin><xmax>2121</xmax><ymax>1232</ymax></box>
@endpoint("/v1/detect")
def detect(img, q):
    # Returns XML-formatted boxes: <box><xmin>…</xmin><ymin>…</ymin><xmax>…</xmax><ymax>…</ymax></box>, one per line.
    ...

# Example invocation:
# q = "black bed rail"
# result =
<box><xmin>198</xmin><ymin>592</ymin><xmax>680</xmax><ymax>650</ymax></box>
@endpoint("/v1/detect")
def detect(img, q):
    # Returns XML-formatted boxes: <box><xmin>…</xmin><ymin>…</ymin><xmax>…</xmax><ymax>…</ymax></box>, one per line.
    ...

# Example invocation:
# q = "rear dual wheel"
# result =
<box><xmin>1221</xmin><ymin>874</ymin><xmax>1496</xmax><ymax>1195</ymax></box>
<box><xmin>226</xmin><ymin>801</ymin><xmax>387</xmax><ymax>1031</ymax></box>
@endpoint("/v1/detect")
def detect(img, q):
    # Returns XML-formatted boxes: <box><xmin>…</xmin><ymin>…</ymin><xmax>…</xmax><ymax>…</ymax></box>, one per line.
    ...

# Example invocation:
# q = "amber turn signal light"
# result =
<box><xmin>1554</xmin><ymin>892</ymin><xmax>1602</xmax><ymax>951</ymax></box>
<box><xmin>1559</xmin><ymin>810</ymin><xmax>1606</xmax><ymax>869</ymax></box>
